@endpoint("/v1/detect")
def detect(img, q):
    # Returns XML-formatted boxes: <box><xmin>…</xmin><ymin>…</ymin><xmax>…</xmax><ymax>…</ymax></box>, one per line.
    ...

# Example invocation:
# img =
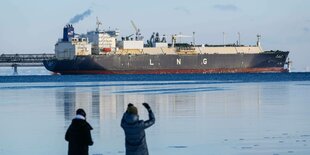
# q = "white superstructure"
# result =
<box><xmin>86</xmin><ymin>31</ymin><xmax>117</xmax><ymax>54</ymax></box>
<box><xmin>55</xmin><ymin>22</ymin><xmax>265</xmax><ymax>60</ymax></box>
<box><xmin>55</xmin><ymin>37</ymin><xmax>91</xmax><ymax>60</ymax></box>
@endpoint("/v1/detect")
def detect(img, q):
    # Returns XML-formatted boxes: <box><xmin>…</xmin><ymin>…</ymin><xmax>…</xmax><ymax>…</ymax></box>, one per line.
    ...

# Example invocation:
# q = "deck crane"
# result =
<box><xmin>96</xmin><ymin>17</ymin><xmax>102</xmax><ymax>32</ymax></box>
<box><xmin>130</xmin><ymin>20</ymin><xmax>143</xmax><ymax>40</ymax></box>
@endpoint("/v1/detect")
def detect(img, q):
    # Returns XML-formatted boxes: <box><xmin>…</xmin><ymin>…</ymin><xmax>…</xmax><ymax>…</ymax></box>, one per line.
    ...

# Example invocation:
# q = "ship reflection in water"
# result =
<box><xmin>52</xmin><ymin>81</ymin><xmax>310</xmax><ymax>155</ymax></box>
<box><xmin>0</xmin><ymin>80</ymin><xmax>310</xmax><ymax>155</ymax></box>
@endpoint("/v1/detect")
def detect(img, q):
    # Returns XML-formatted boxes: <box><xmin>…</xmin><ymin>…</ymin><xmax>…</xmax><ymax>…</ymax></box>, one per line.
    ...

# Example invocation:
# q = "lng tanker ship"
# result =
<box><xmin>43</xmin><ymin>22</ymin><xmax>290</xmax><ymax>74</ymax></box>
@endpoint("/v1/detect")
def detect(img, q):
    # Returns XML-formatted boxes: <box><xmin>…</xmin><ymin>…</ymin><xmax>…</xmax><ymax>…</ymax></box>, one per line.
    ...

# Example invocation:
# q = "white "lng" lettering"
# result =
<box><xmin>177</xmin><ymin>59</ymin><xmax>181</xmax><ymax>65</ymax></box>
<box><xmin>203</xmin><ymin>58</ymin><xmax>208</xmax><ymax>65</ymax></box>
<box><xmin>150</xmin><ymin>58</ymin><xmax>209</xmax><ymax>66</ymax></box>
<box><xmin>149</xmin><ymin>59</ymin><xmax>154</xmax><ymax>65</ymax></box>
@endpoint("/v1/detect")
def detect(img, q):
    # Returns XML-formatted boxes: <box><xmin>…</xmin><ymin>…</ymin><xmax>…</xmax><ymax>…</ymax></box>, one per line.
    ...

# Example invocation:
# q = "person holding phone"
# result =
<box><xmin>121</xmin><ymin>103</ymin><xmax>155</xmax><ymax>155</ymax></box>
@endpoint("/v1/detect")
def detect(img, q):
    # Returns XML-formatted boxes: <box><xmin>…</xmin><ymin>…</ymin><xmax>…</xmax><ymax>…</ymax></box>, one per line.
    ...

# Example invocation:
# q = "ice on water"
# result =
<box><xmin>0</xmin><ymin>73</ymin><xmax>310</xmax><ymax>154</ymax></box>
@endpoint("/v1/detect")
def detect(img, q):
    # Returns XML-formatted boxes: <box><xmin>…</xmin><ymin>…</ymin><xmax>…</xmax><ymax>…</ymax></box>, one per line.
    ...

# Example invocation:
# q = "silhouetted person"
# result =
<box><xmin>65</xmin><ymin>109</ymin><xmax>93</xmax><ymax>155</ymax></box>
<box><xmin>121</xmin><ymin>103</ymin><xmax>155</xmax><ymax>155</ymax></box>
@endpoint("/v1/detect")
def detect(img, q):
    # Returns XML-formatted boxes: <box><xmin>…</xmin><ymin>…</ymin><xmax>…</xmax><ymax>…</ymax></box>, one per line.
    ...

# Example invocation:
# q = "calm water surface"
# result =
<box><xmin>0</xmin><ymin>72</ymin><xmax>310</xmax><ymax>155</ymax></box>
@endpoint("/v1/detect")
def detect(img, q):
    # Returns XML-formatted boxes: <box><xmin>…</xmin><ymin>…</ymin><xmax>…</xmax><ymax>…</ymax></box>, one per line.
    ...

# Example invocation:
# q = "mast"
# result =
<box><xmin>256</xmin><ymin>34</ymin><xmax>261</xmax><ymax>47</ymax></box>
<box><xmin>238</xmin><ymin>32</ymin><xmax>241</xmax><ymax>45</ymax></box>
<box><xmin>193</xmin><ymin>32</ymin><xmax>196</xmax><ymax>46</ymax></box>
<box><xmin>223</xmin><ymin>32</ymin><xmax>226</xmax><ymax>47</ymax></box>
<box><xmin>96</xmin><ymin>17</ymin><xmax>102</xmax><ymax>32</ymax></box>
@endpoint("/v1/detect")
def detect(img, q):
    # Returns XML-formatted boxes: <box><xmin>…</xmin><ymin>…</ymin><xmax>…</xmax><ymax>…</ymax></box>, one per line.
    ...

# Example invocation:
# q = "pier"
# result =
<box><xmin>0</xmin><ymin>53</ymin><xmax>55</xmax><ymax>74</ymax></box>
<box><xmin>0</xmin><ymin>53</ymin><xmax>55</xmax><ymax>66</ymax></box>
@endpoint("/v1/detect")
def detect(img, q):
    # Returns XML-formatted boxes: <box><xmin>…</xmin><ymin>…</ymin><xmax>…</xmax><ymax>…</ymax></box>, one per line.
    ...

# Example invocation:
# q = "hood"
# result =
<box><xmin>74</xmin><ymin>114</ymin><xmax>86</xmax><ymax>120</ymax></box>
<box><xmin>124</xmin><ymin>112</ymin><xmax>139</xmax><ymax>124</ymax></box>
<box><xmin>72</xmin><ymin>118</ymin><xmax>93</xmax><ymax>130</ymax></box>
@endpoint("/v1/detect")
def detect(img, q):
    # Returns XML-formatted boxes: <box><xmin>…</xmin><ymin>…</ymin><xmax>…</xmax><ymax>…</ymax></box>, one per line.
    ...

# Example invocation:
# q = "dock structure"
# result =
<box><xmin>0</xmin><ymin>54</ymin><xmax>55</xmax><ymax>74</ymax></box>
<box><xmin>0</xmin><ymin>54</ymin><xmax>55</xmax><ymax>67</ymax></box>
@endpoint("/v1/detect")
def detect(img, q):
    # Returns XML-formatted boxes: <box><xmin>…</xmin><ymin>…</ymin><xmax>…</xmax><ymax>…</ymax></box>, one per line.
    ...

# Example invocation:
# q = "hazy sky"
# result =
<box><xmin>1</xmin><ymin>0</ymin><xmax>309</xmax><ymax>71</ymax></box>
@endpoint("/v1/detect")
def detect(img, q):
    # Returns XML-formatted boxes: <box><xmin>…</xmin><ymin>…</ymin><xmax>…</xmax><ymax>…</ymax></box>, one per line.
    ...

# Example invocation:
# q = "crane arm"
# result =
<box><xmin>130</xmin><ymin>20</ymin><xmax>138</xmax><ymax>33</ymax></box>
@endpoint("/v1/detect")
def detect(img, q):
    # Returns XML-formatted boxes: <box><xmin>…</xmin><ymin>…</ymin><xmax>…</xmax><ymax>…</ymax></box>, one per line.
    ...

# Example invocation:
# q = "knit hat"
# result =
<box><xmin>76</xmin><ymin>108</ymin><xmax>86</xmax><ymax>117</ymax></box>
<box><xmin>127</xmin><ymin>105</ymin><xmax>138</xmax><ymax>115</ymax></box>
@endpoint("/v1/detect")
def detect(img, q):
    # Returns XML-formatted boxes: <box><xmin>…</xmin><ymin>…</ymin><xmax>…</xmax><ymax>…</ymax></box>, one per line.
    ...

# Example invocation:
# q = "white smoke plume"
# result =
<box><xmin>69</xmin><ymin>9</ymin><xmax>93</xmax><ymax>24</ymax></box>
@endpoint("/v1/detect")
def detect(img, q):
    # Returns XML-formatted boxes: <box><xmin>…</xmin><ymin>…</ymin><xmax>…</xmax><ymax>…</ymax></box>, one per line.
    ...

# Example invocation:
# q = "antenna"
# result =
<box><xmin>96</xmin><ymin>17</ymin><xmax>102</xmax><ymax>31</ymax></box>
<box><xmin>223</xmin><ymin>32</ymin><xmax>226</xmax><ymax>46</ymax></box>
<box><xmin>193</xmin><ymin>32</ymin><xmax>196</xmax><ymax>47</ymax></box>
<box><xmin>238</xmin><ymin>32</ymin><xmax>241</xmax><ymax>45</ymax></box>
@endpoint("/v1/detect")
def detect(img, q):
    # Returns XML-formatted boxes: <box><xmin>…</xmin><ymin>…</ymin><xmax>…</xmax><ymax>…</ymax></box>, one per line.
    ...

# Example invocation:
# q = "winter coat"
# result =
<box><xmin>121</xmin><ymin>110</ymin><xmax>155</xmax><ymax>155</ymax></box>
<box><xmin>65</xmin><ymin>116</ymin><xmax>93</xmax><ymax>155</ymax></box>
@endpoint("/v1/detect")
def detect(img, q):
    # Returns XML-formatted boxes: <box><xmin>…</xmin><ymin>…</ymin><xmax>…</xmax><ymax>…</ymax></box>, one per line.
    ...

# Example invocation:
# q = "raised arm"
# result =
<box><xmin>142</xmin><ymin>103</ymin><xmax>155</xmax><ymax>129</ymax></box>
<box><xmin>121</xmin><ymin>112</ymin><xmax>127</xmax><ymax>128</ymax></box>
